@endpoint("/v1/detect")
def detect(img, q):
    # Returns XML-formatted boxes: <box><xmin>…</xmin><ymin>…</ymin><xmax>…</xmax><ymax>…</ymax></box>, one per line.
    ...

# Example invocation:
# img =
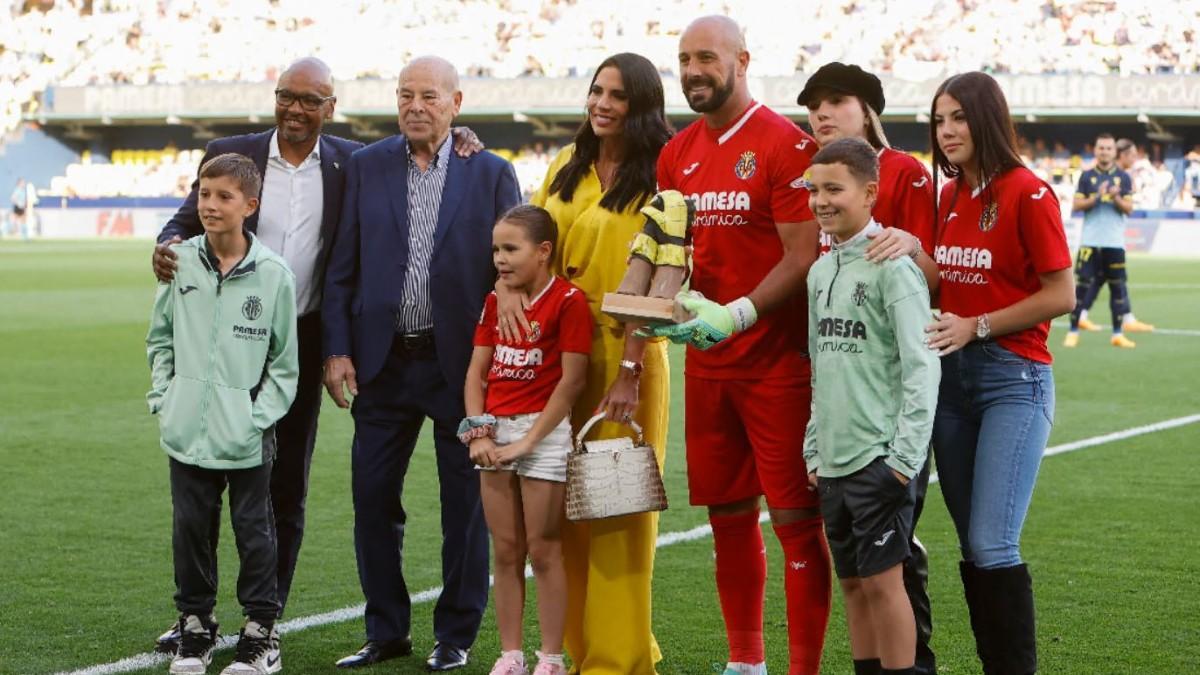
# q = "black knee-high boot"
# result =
<box><xmin>976</xmin><ymin>563</ymin><xmax>1038</xmax><ymax>675</ymax></box>
<box><xmin>959</xmin><ymin>561</ymin><xmax>999</xmax><ymax>673</ymax></box>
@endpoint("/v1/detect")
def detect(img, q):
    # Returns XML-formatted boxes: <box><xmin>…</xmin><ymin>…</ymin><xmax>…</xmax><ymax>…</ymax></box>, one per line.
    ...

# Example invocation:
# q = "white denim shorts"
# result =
<box><xmin>479</xmin><ymin>412</ymin><xmax>571</xmax><ymax>483</ymax></box>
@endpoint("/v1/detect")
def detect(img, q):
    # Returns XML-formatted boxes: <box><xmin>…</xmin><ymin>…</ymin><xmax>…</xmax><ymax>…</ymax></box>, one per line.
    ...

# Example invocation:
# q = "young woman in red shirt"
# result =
<box><xmin>925</xmin><ymin>72</ymin><xmax>1075</xmax><ymax>675</ymax></box>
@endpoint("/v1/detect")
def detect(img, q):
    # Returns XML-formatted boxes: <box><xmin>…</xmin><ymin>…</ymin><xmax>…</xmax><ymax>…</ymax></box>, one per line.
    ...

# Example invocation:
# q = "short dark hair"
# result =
<box><xmin>1116</xmin><ymin>138</ymin><xmax>1136</xmax><ymax>155</ymax></box>
<box><xmin>1096</xmin><ymin>132</ymin><xmax>1115</xmax><ymax>143</ymax></box>
<box><xmin>498</xmin><ymin>204</ymin><xmax>558</xmax><ymax>262</ymax></box>
<box><xmin>811</xmin><ymin>137</ymin><xmax>879</xmax><ymax>184</ymax></box>
<box><xmin>199</xmin><ymin>153</ymin><xmax>262</xmax><ymax>198</ymax></box>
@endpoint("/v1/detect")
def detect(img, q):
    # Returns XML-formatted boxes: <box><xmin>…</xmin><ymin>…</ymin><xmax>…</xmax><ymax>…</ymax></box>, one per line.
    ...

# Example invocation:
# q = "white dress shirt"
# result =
<box><xmin>257</xmin><ymin>130</ymin><xmax>325</xmax><ymax>316</ymax></box>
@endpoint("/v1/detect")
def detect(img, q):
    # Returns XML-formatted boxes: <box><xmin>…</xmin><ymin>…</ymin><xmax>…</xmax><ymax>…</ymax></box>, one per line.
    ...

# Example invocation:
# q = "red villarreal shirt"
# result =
<box><xmin>935</xmin><ymin>166</ymin><xmax>1071</xmax><ymax>364</ymax></box>
<box><xmin>473</xmin><ymin>276</ymin><xmax>594</xmax><ymax>416</ymax></box>
<box><xmin>819</xmin><ymin>147</ymin><xmax>936</xmax><ymax>257</ymax></box>
<box><xmin>657</xmin><ymin>101</ymin><xmax>818</xmax><ymax>380</ymax></box>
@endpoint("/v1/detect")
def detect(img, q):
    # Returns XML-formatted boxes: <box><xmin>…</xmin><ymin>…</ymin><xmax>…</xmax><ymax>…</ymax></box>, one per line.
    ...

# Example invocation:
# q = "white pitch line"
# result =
<box><xmin>1128</xmin><ymin>283</ymin><xmax>1200</xmax><ymax>290</ymax></box>
<box><xmin>927</xmin><ymin>412</ymin><xmax>1200</xmax><ymax>483</ymax></box>
<box><xmin>58</xmin><ymin>412</ymin><xmax>1200</xmax><ymax>675</ymax></box>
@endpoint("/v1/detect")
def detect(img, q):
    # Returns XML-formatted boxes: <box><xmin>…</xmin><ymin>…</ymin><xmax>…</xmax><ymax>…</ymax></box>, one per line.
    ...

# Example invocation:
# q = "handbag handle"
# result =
<box><xmin>573</xmin><ymin>412</ymin><xmax>644</xmax><ymax>453</ymax></box>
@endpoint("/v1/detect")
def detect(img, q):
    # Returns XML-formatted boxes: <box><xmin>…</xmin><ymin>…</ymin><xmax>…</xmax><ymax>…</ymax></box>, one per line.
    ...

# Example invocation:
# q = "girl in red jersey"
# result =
<box><xmin>463</xmin><ymin>205</ymin><xmax>593</xmax><ymax>675</ymax></box>
<box><xmin>795</xmin><ymin>61</ymin><xmax>940</xmax><ymax>675</ymax></box>
<box><xmin>924</xmin><ymin>72</ymin><xmax>1075</xmax><ymax>675</ymax></box>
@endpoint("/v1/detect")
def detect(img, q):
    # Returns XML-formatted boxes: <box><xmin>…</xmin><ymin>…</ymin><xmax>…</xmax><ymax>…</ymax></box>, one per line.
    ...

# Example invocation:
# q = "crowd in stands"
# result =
<box><xmin>4</xmin><ymin>0</ymin><xmax>1200</xmax><ymax>137</ymax></box>
<box><xmin>38</xmin><ymin>139</ymin><xmax>1199</xmax><ymax>211</ymax></box>
<box><xmin>47</xmin><ymin>147</ymin><xmax>200</xmax><ymax>198</ymax></box>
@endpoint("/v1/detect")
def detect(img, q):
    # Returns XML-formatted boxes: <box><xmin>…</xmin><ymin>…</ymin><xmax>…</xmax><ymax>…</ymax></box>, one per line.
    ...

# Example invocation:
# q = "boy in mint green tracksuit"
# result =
<box><xmin>802</xmin><ymin>138</ymin><xmax>939</xmax><ymax>675</ymax></box>
<box><xmin>146</xmin><ymin>153</ymin><xmax>297</xmax><ymax>675</ymax></box>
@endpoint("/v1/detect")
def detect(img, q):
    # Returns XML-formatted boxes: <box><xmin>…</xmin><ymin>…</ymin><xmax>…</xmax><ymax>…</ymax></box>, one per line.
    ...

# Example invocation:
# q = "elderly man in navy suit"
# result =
<box><xmin>322</xmin><ymin>55</ymin><xmax>521</xmax><ymax>671</ymax></box>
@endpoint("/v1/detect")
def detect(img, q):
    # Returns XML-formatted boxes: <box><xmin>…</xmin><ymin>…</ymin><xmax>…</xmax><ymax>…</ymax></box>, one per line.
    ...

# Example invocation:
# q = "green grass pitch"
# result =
<box><xmin>0</xmin><ymin>241</ymin><xmax>1197</xmax><ymax>674</ymax></box>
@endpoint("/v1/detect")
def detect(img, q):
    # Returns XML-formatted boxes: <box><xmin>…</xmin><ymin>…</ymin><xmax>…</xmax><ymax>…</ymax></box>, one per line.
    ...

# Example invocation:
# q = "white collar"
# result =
<box><xmin>831</xmin><ymin>218</ymin><xmax>883</xmax><ymax>249</ymax></box>
<box><xmin>969</xmin><ymin>177</ymin><xmax>992</xmax><ymax>199</ymax></box>
<box><xmin>269</xmin><ymin>129</ymin><xmax>321</xmax><ymax>162</ymax></box>
<box><xmin>528</xmin><ymin>276</ymin><xmax>558</xmax><ymax>307</ymax></box>
<box><xmin>717</xmin><ymin>101</ymin><xmax>763</xmax><ymax>146</ymax></box>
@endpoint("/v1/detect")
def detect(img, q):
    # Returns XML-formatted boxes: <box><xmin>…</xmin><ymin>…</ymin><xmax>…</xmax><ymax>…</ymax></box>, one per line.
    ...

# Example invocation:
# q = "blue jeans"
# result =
<box><xmin>933</xmin><ymin>341</ymin><xmax>1054</xmax><ymax>569</ymax></box>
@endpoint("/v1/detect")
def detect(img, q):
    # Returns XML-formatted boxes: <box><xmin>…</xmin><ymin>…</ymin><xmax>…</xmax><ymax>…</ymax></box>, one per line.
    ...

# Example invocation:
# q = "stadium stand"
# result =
<box><xmin>33</xmin><ymin>139</ymin><xmax>1188</xmax><ymax>209</ymax></box>
<box><xmin>4</xmin><ymin>0</ymin><xmax>1200</xmax><ymax>138</ymax></box>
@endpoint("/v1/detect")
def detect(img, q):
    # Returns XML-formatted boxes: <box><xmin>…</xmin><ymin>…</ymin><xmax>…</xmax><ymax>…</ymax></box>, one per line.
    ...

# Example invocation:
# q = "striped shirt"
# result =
<box><xmin>397</xmin><ymin>137</ymin><xmax>451</xmax><ymax>333</ymax></box>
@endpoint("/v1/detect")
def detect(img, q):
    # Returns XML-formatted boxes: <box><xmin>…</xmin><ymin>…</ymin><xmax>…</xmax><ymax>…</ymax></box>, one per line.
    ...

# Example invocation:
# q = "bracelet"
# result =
<box><xmin>619</xmin><ymin>359</ymin><xmax>643</xmax><ymax>375</ymax></box>
<box><xmin>456</xmin><ymin>414</ymin><xmax>497</xmax><ymax>445</ymax></box>
<box><xmin>458</xmin><ymin>424</ymin><xmax>494</xmax><ymax>445</ymax></box>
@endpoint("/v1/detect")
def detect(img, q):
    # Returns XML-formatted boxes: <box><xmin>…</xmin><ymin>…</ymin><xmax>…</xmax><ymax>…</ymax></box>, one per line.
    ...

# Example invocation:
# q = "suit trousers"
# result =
<box><xmin>269</xmin><ymin>310</ymin><xmax>324</xmax><ymax>612</ymax></box>
<box><xmin>350</xmin><ymin>340</ymin><xmax>489</xmax><ymax>648</ymax></box>
<box><xmin>170</xmin><ymin>457</ymin><xmax>279</xmax><ymax>623</ymax></box>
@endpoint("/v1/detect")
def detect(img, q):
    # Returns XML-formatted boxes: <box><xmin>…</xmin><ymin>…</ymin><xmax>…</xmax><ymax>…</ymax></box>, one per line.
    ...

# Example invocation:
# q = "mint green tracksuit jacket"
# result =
<box><xmin>146</xmin><ymin>233</ymin><xmax>299</xmax><ymax>470</ymax></box>
<box><xmin>803</xmin><ymin>221</ymin><xmax>940</xmax><ymax>480</ymax></box>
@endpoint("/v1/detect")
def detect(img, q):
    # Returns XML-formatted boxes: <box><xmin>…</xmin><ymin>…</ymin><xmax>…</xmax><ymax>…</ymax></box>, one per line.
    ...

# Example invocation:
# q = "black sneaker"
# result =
<box><xmin>220</xmin><ymin>620</ymin><xmax>281</xmax><ymax>674</ymax></box>
<box><xmin>169</xmin><ymin>614</ymin><xmax>218</xmax><ymax>675</ymax></box>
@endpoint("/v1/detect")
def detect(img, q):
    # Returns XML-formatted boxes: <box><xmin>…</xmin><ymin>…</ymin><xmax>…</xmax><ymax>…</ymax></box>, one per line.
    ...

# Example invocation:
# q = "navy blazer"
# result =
<box><xmin>322</xmin><ymin>135</ymin><xmax>521</xmax><ymax>390</ymax></box>
<box><xmin>158</xmin><ymin>129</ymin><xmax>364</xmax><ymax>286</ymax></box>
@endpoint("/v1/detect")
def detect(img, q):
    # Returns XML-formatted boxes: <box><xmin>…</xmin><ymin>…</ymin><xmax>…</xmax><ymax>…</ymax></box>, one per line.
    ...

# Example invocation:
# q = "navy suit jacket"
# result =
<box><xmin>322</xmin><ymin>135</ymin><xmax>521</xmax><ymax>390</ymax></box>
<box><xmin>158</xmin><ymin>129</ymin><xmax>364</xmax><ymax>290</ymax></box>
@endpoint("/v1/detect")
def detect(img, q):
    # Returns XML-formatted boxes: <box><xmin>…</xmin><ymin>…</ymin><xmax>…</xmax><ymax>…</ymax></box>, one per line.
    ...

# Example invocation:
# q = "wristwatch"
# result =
<box><xmin>619</xmin><ymin>359</ymin><xmax>643</xmax><ymax>375</ymax></box>
<box><xmin>975</xmin><ymin>314</ymin><xmax>992</xmax><ymax>341</ymax></box>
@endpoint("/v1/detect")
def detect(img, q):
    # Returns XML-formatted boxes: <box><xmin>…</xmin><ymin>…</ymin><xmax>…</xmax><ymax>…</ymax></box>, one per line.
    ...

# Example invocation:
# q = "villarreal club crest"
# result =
<box><xmin>526</xmin><ymin>320</ymin><xmax>542</xmax><ymax>343</ymax></box>
<box><xmin>242</xmin><ymin>295</ymin><xmax>263</xmax><ymax>321</ymax></box>
<box><xmin>734</xmin><ymin>151</ymin><xmax>757</xmax><ymax>180</ymax></box>
<box><xmin>979</xmin><ymin>202</ymin><xmax>998</xmax><ymax>232</ymax></box>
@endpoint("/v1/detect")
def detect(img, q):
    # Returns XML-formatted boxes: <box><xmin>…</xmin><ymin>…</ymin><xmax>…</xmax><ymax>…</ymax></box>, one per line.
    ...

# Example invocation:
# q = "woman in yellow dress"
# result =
<box><xmin>518</xmin><ymin>52</ymin><xmax>673</xmax><ymax>674</ymax></box>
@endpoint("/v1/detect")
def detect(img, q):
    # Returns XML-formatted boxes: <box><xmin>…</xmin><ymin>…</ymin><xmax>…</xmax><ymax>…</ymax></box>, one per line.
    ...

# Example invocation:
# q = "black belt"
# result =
<box><xmin>392</xmin><ymin>331</ymin><xmax>436</xmax><ymax>357</ymax></box>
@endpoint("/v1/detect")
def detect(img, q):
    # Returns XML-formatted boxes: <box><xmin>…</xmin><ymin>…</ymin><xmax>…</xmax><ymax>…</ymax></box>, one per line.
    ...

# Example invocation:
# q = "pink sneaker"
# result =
<box><xmin>489</xmin><ymin>653</ymin><xmax>529</xmax><ymax>675</ymax></box>
<box><xmin>532</xmin><ymin>660</ymin><xmax>567</xmax><ymax>675</ymax></box>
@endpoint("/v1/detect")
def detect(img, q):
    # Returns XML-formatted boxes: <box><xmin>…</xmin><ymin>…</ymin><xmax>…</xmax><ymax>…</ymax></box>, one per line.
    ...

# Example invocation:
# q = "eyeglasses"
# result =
<box><xmin>274</xmin><ymin>89</ymin><xmax>334</xmax><ymax>111</ymax></box>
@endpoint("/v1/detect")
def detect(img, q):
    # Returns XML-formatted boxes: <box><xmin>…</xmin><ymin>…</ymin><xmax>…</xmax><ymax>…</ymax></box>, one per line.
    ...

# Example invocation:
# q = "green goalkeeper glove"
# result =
<box><xmin>637</xmin><ymin>291</ymin><xmax>758</xmax><ymax>350</ymax></box>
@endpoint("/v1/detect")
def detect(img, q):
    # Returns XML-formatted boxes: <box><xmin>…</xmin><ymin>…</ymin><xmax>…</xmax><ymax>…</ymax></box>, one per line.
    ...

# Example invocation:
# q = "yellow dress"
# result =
<box><xmin>532</xmin><ymin>145</ymin><xmax>669</xmax><ymax>675</ymax></box>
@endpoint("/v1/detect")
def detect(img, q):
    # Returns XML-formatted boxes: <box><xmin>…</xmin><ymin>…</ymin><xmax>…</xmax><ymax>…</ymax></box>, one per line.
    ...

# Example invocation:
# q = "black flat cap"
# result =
<box><xmin>796</xmin><ymin>62</ymin><xmax>886</xmax><ymax>115</ymax></box>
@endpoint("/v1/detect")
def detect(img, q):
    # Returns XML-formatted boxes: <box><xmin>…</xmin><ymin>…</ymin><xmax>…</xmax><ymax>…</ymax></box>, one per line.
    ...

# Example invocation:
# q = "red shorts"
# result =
<box><xmin>684</xmin><ymin>373</ymin><xmax>818</xmax><ymax>509</ymax></box>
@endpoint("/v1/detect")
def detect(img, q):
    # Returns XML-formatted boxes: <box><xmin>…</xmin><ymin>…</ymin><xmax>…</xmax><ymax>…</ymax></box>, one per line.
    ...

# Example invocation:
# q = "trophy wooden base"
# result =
<box><xmin>601</xmin><ymin>292</ymin><xmax>694</xmax><ymax>325</ymax></box>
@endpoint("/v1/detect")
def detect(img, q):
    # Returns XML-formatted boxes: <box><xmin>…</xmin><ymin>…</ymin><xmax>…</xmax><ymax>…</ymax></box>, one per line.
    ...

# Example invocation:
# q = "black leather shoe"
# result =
<box><xmin>335</xmin><ymin>638</ymin><xmax>413</xmax><ymax>668</ymax></box>
<box><xmin>425</xmin><ymin>642</ymin><xmax>469</xmax><ymax>671</ymax></box>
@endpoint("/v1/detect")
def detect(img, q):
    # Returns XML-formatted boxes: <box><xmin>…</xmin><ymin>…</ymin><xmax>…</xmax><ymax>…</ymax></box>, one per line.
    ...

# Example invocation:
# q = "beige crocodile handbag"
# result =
<box><xmin>565</xmin><ymin>413</ymin><xmax>668</xmax><ymax>521</ymax></box>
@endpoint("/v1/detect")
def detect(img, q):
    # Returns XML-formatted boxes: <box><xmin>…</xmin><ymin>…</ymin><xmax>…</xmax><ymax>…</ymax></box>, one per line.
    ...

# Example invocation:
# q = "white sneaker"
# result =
<box><xmin>220</xmin><ymin>620</ymin><xmax>280</xmax><ymax>674</ymax></box>
<box><xmin>723</xmin><ymin>663</ymin><xmax>767</xmax><ymax>675</ymax></box>
<box><xmin>169</xmin><ymin>615</ymin><xmax>218</xmax><ymax>675</ymax></box>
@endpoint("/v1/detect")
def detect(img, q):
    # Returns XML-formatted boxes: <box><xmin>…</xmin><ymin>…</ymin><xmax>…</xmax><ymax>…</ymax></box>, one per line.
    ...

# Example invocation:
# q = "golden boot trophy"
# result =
<box><xmin>601</xmin><ymin>190</ymin><xmax>695</xmax><ymax>325</ymax></box>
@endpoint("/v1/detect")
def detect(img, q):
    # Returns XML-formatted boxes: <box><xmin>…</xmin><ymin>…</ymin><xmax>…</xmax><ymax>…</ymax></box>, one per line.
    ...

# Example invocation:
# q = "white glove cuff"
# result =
<box><xmin>728</xmin><ymin>296</ymin><xmax>758</xmax><ymax>333</ymax></box>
